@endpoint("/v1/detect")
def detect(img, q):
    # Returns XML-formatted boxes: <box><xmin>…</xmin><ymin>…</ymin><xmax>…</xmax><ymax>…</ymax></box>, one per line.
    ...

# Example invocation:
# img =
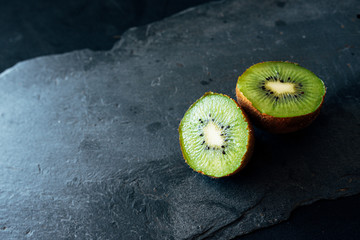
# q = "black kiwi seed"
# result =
<box><xmin>227</xmin><ymin>125</ymin><xmax>230</xmax><ymax>129</ymax></box>
<box><xmin>280</xmin><ymin>79</ymin><xmax>284</xmax><ymax>83</ymax></box>
<box><xmin>212</xmin><ymin>118</ymin><xmax>215</xmax><ymax>121</ymax></box>
<box><xmin>299</xmin><ymin>83</ymin><xmax>303</xmax><ymax>87</ymax></box>
<box><xmin>270</xmin><ymin>91</ymin><xmax>274</xmax><ymax>94</ymax></box>
<box><xmin>201</xmin><ymin>141</ymin><xmax>205</xmax><ymax>145</ymax></box>
<box><xmin>261</xmin><ymin>86</ymin><xmax>266</xmax><ymax>90</ymax></box>
<box><xmin>207</xmin><ymin>146</ymin><xmax>210</xmax><ymax>150</ymax></box>
<box><xmin>200</xmin><ymin>133</ymin><xmax>203</xmax><ymax>136</ymax></box>
<box><xmin>222</xmin><ymin>150</ymin><xmax>226</xmax><ymax>154</ymax></box>
<box><xmin>221</xmin><ymin>126</ymin><xmax>224</xmax><ymax>129</ymax></box>
<box><xmin>301</xmin><ymin>92</ymin><xmax>305</xmax><ymax>94</ymax></box>
<box><xmin>288</xmin><ymin>77</ymin><xmax>291</xmax><ymax>80</ymax></box>
<box><xmin>209</xmin><ymin>114</ymin><xmax>211</xmax><ymax>117</ymax></box>
<box><xmin>221</xmin><ymin>145</ymin><xmax>225</xmax><ymax>148</ymax></box>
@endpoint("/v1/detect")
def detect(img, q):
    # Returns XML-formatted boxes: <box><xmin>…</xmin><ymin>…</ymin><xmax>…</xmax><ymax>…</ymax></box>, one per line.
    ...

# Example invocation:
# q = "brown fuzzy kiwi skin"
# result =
<box><xmin>178</xmin><ymin>92</ymin><xmax>255</xmax><ymax>178</ymax></box>
<box><xmin>236</xmin><ymin>86</ymin><xmax>325</xmax><ymax>134</ymax></box>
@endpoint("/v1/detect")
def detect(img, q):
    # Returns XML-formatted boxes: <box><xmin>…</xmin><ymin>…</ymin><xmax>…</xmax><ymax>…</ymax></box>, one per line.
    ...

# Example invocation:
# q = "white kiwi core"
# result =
<box><xmin>266</xmin><ymin>81</ymin><xmax>296</xmax><ymax>94</ymax></box>
<box><xmin>203</xmin><ymin>121</ymin><xmax>225</xmax><ymax>148</ymax></box>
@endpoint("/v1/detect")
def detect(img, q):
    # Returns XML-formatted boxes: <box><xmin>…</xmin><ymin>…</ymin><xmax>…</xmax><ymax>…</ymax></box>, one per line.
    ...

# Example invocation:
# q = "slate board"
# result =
<box><xmin>1</xmin><ymin>0</ymin><xmax>360</xmax><ymax>239</ymax></box>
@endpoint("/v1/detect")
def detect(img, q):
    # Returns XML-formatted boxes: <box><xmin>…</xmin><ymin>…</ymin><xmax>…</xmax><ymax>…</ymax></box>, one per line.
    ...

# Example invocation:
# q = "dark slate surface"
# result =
<box><xmin>1</xmin><ymin>0</ymin><xmax>360</xmax><ymax>239</ymax></box>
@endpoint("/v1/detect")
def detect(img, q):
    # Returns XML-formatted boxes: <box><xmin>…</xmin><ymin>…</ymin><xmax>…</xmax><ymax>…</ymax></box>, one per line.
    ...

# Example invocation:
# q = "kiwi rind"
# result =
<box><xmin>236</xmin><ymin>61</ymin><xmax>326</xmax><ymax>134</ymax></box>
<box><xmin>179</xmin><ymin>92</ymin><xmax>254</xmax><ymax>178</ymax></box>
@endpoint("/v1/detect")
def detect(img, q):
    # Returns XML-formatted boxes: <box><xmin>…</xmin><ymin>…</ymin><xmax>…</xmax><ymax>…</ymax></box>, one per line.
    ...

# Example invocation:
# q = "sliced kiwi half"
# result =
<box><xmin>179</xmin><ymin>92</ymin><xmax>254</xmax><ymax>178</ymax></box>
<box><xmin>236</xmin><ymin>61</ymin><xmax>326</xmax><ymax>133</ymax></box>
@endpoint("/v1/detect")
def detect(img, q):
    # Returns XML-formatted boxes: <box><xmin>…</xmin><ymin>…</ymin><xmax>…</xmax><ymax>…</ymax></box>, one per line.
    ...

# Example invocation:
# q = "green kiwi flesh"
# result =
<box><xmin>179</xmin><ymin>92</ymin><xmax>253</xmax><ymax>178</ymax></box>
<box><xmin>237</xmin><ymin>61</ymin><xmax>326</xmax><ymax>118</ymax></box>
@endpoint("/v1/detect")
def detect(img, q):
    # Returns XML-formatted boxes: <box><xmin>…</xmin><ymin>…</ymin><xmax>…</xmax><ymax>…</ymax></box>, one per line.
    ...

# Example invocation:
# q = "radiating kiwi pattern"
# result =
<box><xmin>179</xmin><ymin>92</ymin><xmax>254</xmax><ymax>178</ymax></box>
<box><xmin>236</xmin><ymin>61</ymin><xmax>326</xmax><ymax>133</ymax></box>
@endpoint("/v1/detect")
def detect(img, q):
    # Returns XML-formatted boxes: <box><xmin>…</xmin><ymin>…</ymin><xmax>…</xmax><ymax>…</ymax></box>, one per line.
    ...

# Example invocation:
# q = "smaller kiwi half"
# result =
<box><xmin>236</xmin><ymin>61</ymin><xmax>326</xmax><ymax>133</ymax></box>
<box><xmin>179</xmin><ymin>92</ymin><xmax>254</xmax><ymax>178</ymax></box>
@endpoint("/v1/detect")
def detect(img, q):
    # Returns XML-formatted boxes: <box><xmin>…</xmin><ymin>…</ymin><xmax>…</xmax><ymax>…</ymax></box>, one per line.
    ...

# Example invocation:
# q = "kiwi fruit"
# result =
<box><xmin>179</xmin><ymin>92</ymin><xmax>254</xmax><ymax>178</ymax></box>
<box><xmin>236</xmin><ymin>61</ymin><xmax>326</xmax><ymax>133</ymax></box>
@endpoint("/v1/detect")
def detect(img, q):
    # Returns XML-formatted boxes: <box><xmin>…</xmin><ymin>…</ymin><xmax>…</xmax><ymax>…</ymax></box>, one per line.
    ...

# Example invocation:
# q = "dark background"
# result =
<box><xmin>1</xmin><ymin>0</ymin><xmax>359</xmax><ymax>239</ymax></box>
<box><xmin>0</xmin><ymin>0</ymin><xmax>212</xmax><ymax>72</ymax></box>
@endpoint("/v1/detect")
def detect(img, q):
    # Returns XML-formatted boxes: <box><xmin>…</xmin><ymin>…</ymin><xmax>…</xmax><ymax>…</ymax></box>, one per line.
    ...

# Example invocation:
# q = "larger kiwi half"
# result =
<box><xmin>179</xmin><ymin>92</ymin><xmax>254</xmax><ymax>178</ymax></box>
<box><xmin>236</xmin><ymin>61</ymin><xmax>326</xmax><ymax>133</ymax></box>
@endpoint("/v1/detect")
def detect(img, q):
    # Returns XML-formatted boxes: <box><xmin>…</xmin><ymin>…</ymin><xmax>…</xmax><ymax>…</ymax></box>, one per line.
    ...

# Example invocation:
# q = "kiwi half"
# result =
<box><xmin>236</xmin><ymin>61</ymin><xmax>326</xmax><ymax>133</ymax></box>
<box><xmin>179</xmin><ymin>92</ymin><xmax>254</xmax><ymax>178</ymax></box>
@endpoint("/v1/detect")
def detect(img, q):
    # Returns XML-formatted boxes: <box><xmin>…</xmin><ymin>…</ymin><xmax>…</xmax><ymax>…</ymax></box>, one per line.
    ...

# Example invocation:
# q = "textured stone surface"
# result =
<box><xmin>1</xmin><ymin>0</ymin><xmax>360</xmax><ymax>239</ymax></box>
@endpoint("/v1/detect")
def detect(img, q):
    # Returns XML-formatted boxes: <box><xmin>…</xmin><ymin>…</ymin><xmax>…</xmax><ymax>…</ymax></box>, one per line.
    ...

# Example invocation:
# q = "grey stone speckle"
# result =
<box><xmin>0</xmin><ymin>0</ymin><xmax>360</xmax><ymax>239</ymax></box>
<box><xmin>146</xmin><ymin>122</ymin><xmax>163</xmax><ymax>133</ymax></box>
